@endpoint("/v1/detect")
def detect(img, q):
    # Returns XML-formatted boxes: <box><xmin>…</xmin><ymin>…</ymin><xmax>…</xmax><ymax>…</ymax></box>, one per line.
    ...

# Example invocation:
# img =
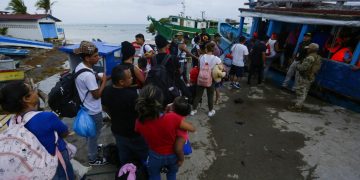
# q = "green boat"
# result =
<box><xmin>147</xmin><ymin>15</ymin><xmax>218</xmax><ymax>40</ymax></box>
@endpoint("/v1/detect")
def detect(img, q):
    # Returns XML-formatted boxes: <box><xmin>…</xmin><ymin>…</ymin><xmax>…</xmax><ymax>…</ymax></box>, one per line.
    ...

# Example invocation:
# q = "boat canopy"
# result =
<box><xmin>239</xmin><ymin>9</ymin><xmax>360</xmax><ymax>27</ymax></box>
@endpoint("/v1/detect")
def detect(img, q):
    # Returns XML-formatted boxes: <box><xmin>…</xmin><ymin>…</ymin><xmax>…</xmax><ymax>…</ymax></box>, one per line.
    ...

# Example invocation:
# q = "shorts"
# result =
<box><xmin>229</xmin><ymin>65</ymin><xmax>244</xmax><ymax>77</ymax></box>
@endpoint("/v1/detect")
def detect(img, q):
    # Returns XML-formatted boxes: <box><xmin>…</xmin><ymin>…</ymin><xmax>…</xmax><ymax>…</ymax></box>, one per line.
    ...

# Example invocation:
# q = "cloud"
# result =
<box><xmin>134</xmin><ymin>0</ymin><xmax>182</xmax><ymax>6</ymax></box>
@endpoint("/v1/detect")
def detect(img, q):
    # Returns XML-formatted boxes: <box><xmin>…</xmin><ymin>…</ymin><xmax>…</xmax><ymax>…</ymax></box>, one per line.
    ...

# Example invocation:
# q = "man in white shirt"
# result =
<box><xmin>230</xmin><ymin>36</ymin><xmax>249</xmax><ymax>89</ymax></box>
<box><xmin>73</xmin><ymin>41</ymin><xmax>108</xmax><ymax>166</ymax></box>
<box><xmin>135</xmin><ymin>33</ymin><xmax>154</xmax><ymax>72</ymax></box>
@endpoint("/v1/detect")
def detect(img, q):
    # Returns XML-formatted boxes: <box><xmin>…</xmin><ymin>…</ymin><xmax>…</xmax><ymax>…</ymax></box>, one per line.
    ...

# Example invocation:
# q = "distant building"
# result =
<box><xmin>0</xmin><ymin>13</ymin><xmax>62</xmax><ymax>41</ymax></box>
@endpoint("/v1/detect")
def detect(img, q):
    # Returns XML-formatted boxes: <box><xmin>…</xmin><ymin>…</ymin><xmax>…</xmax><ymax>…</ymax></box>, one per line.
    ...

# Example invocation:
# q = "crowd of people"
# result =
<box><xmin>0</xmin><ymin>27</ymin><xmax>344</xmax><ymax>179</ymax></box>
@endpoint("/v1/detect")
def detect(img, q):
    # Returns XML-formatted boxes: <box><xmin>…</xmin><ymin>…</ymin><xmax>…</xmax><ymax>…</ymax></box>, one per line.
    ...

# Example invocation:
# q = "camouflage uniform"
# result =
<box><xmin>294</xmin><ymin>52</ymin><xmax>321</xmax><ymax>107</ymax></box>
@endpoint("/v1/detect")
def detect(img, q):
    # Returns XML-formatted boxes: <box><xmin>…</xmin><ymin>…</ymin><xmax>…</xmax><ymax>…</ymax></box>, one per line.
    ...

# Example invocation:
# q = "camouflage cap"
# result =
<box><xmin>305</xmin><ymin>43</ymin><xmax>319</xmax><ymax>50</ymax></box>
<box><xmin>73</xmin><ymin>41</ymin><xmax>97</xmax><ymax>55</ymax></box>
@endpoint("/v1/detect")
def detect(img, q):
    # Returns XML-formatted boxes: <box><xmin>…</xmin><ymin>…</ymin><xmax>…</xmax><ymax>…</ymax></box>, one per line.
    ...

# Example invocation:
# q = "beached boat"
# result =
<box><xmin>148</xmin><ymin>15</ymin><xmax>218</xmax><ymax>40</ymax></box>
<box><xmin>0</xmin><ymin>48</ymin><xmax>29</xmax><ymax>56</ymax></box>
<box><xmin>0</xmin><ymin>36</ymin><xmax>53</xmax><ymax>49</ymax></box>
<box><xmin>218</xmin><ymin>22</ymin><xmax>251</xmax><ymax>55</ymax></box>
<box><xmin>227</xmin><ymin>0</ymin><xmax>360</xmax><ymax>112</ymax></box>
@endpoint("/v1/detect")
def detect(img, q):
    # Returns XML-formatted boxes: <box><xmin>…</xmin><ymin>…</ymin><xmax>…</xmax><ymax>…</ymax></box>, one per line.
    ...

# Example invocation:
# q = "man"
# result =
<box><xmin>230</xmin><ymin>36</ymin><xmax>249</xmax><ymax>89</ymax></box>
<box><xmin>290</xmin><ymin>43</ymin><xmax>322</xmax><ymax>111</ymax></box>
<box><xmin>176</xmin><ymin>32</ymin><xmax>198</xmax><ymax>84</ymax></box>
<box><xmin>135</xmin><ymin>33</ymin><xmax>155</xmax><ymax>72</ymax></box>
<box><xmin>73</xmin><ymin>41</ymin><xmax>108</xmax><ymax>165</ymax></box>
<box><xmin>102</xmin><ymin>65</ymin><xmax>148</xmax><ymax>167</ymax></box>
<box><xmin>282</xmin><ymin>32</ymin><xmax>312</xmax><ymax>89</ymax></box>
<box><xmin>247</xmin><ymin>35</ymin><xmax>267</xmax><ymax>86</ymax></box>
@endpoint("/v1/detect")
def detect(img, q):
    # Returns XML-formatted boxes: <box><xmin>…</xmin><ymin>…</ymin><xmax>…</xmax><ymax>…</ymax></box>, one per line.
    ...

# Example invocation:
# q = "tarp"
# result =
<box><xmin>240</xmin><ymin>11</ymin><xmax>360</xmax><ymax>27</ymax></box>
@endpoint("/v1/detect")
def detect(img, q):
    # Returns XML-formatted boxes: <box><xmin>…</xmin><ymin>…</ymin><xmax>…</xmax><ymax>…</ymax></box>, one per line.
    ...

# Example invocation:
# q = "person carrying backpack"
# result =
<box><xmin>191</xmin><ymin>42</ymin><xmax>222</xmax><ymax>117</ymax></box>
<box><xmin>73</xmin><ymin>41</ymin><xmax>108</xmax><ymax>166</ymax></box>
<box><xmin>146</xmin><ymin>35</ymin><xmax>180</xmax><ymax>106</ymax></box>
<box><xmin>0</xmin><ymin>81</ymin><xmax>74</xmax><ymax>179</ymax></box>
<box><xmin>289</xmin><ymin>43</ymin><xmax>322</xmax><ymax>111</ymax></box>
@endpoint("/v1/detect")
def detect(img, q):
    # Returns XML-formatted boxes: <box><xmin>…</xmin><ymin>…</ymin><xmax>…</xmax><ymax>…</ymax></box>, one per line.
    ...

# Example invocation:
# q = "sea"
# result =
<box><xmin>59</xmin><ymin>24</ymin><xmax>155</xmax><ymax>44</ymax></box>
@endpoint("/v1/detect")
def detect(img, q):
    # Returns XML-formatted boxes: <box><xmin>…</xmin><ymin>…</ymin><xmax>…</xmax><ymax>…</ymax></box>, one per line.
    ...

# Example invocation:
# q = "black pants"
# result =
<box><xmin>248</xmin><ymin>65</ymin><xmax>264</xmax><ymax>85</ymax></box>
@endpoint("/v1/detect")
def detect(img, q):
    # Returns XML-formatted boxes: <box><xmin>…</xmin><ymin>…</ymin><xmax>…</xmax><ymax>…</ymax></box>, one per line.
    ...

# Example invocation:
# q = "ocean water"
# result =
<box><xmin>59</xmin><ymin>24</ymin><xmax>155</xmax><ymax>44</ymax></box>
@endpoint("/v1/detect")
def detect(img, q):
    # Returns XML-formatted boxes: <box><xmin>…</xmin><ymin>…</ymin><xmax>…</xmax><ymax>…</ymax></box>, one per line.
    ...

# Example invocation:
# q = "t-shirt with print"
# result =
<box><xmin>199</xmin><ymin>54</ymin><xmax>222</xmax><ymax>70</ymax></box>
<box><xmin>231</xmin><ymin>43</ymin><xmax>249</xmax><ymax>67</ymax></box>
<box><xmin>102</xmin><ymin>86</ymin><xmax>140</xmax><ymax>138</ymax></box>
<box><xmin>135</xmin><ymin>112</ymin><xmax>183</xmax><ymax>155</ymax></box>
<box><xmin>25</xmin><ymin>112</ymin><xmax>68</xmax><ymax>155</ymax></box>
<box><xmin>75</xmin><ymin>62</ymin><xmax>102</xmax><ymax>115</ymax></box>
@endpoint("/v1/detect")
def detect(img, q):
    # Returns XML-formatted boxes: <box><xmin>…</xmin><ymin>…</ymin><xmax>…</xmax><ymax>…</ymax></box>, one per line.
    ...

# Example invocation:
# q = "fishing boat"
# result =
<box><xmin>0</xmin><ymin>48</ymin><xmax>29</xmax><ymax>56</ymax></box>
<box><xmin>218</xmin><ymin>22</ymin><xmax>251</xmax><ymax>55</ymax></box>
<box><xmin>0</xmin><ymin>36</ymin><xmax>53</xmax><ymax>49</ymax></box>
<box><xmin>224</xmin><ymin>0</ymin><xmax>360</xmax><ymax>112</ymax></box>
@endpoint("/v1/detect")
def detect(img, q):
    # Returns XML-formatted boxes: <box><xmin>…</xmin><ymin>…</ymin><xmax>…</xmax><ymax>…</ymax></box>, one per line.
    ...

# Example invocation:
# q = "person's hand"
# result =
<box><xmin>177</xmin><ymin>159</ymin><xmax>184</xmax><ymax>167</ymax></box>
<box><xmin>101</xmin><ymin>73</ymin><xmax>107</xmax><ymax>82</ymax></box>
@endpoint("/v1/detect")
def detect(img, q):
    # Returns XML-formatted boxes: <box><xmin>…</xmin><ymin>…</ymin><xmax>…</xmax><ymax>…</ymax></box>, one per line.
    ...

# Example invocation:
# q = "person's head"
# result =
<box><xmin>303</xmin><ymin>33</ymin><xmax>312</xmax><ymax>42</ymax></box>
<box><xmin>74</xmin><ymin>41</ymin><xmax>100</xmax><ymax>66</ymax></box>
<box><xmin>175</xmin><ymin>32</ymin><xmax>184</xmax><ymax>41</ymax></box>
<box><xmin>183</xmin><ymin>34</ymin><xmax>191</xmax><ymax>44</ymax></box>
<box><xmin>271</xmin><ymin>33</ymin><xmax>277</xmax><ymax>40</ymax></box>
<box><xmin>305</xmin><ymin>43</ymin><xmax>319</xmax><ymax>54</ymax></box>
<box><xmin>214</xmin><ymin>33</ymin><xmax>221</xmax><ymax>42</ymax></box>
<box><xmin>111</xmin><ymin>65</ymin><xmax>133</xmax><ymax>88</ymax></box>
<box><xmin>258</xmin><ymin>34</ymin><xmax>267</xmax><ymax>42</ymax></box>
<box><xmin>173</xmin><ymin>96</ymin><xmax>191</xmax><ymax>116</ymax></box>
<box><xmin>239</xmin><ymin>36</ymin><xmax>246</xmax><ymax>43</ymax></box>
<box><xmin>135</xmin><ymin>85</ymin><xmax>164</xmax><ymax>123</ymax></box>
<box><xmin>194</xmin><ymin>36</ymin><xmax>200</xmax><ymax>44</ymax></box>
<box><xmin>253</xmin><ymin>32</ymin><xmax>258</xmax><ymax>39</ymax></box>
<box><xmin>205</xmin><ymin>42</ymin><xmax>216</xmax><ymax>53</ymax></box>
<box><xmin>121</xmin><ymin>41</ymin><xmax>135</xmax><ymax>61</ymax></box>
<box><xmin>0</xmin><ymin>81</ymin><xmax>39</xmax><ymax>114</ymax></box>
<box><xmin>135</xmin><ymin>33</ymin><xmax>145</xmax><ymax>45</ymax></box>
<box><xmin>137</xmin><ymin>57</ymin><xmax>147</xmax><ymax>70</ymax></box>
<box><xmin>155</xmin><ymin>34</ymin><xmax>170</xmax><ymax>50</ymax></box>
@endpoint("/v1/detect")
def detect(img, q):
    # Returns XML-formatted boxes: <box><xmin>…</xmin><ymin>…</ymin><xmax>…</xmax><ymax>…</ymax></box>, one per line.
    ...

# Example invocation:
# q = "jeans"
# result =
<box><xmin>53</xmin><ymin>149</ymin><xmax>75</xmax><ymax>180</ymax></box>
<box><xmin>114</xmin><ymin>134</ymin><xmax>149</xmax><ymax>167</ymax></box>
<box><xmin>147</xmin><ymin>151</ymin><xmax>178</xmax><ymax>180</ymax></box>
<box><xmin>88</xmin><ymin>112</ymin><xmax>103</xmax><ymax>161</ymax></box>
<box><xmin>192</xmin><ymin>83</ymin><xmax>215</xmax><ymax>111</ymax></box>
<box><xmin>248</xmin><ymin>65</ymin><xmax>264</xmax><ymax>85</ymax></box>
<box><xmin>283</xmin><ymin>60</ymin><xmax>299</xmax><ymax>87</ymax></box>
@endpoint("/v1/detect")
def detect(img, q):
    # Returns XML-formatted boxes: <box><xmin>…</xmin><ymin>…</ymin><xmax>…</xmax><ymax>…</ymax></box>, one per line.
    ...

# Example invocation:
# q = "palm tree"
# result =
<box><xmin>35</xmin><ymin>0</ymin><xmax>56</xmax><ymax>14</ymax></box>
<box><xmin>6</xmin><ymin>0</ymin><xmax>27</xmax><ymax>14</ymax></box>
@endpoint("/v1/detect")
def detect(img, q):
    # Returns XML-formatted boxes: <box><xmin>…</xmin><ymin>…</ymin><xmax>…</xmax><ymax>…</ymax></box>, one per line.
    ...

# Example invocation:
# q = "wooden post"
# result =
<box><xmin>350</xmin><ymin>41</ymin><xmax>360</xmax><ymax>66</ymax></box>
<box><xmin>267</xmin><ymin>20</ymin><xmax>275</xmax><ymax>37</ymax></box>
<box><xmin>239</xmin><ymin>17</ymin><xmax>245</xmax><ymax>37</ymax></box>
<box><xmin>250</xmin><ymin>17</ymin><xmax>260</xmax><ymax>38</ymax></box>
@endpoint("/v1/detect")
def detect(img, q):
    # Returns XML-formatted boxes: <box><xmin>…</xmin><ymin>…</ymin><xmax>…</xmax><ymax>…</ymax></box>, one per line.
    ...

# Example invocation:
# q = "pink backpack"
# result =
<box><xmin>0</xmin><ymin>112</ymin><xmax>60</xmax><ymax>180</ymax></box>
<box><xmin>197</xmin><ymin>56</ymin><xmax>213</xmax><ymax>87</ymax></box>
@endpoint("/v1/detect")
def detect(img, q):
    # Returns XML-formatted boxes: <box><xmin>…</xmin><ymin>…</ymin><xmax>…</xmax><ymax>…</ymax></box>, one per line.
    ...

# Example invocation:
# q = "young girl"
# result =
<box><xmin>191</xmin><ymin>42</ymin><xmax>222</xmax><ymax>117</ymax></box>
<box><xmin>135</xmin><ymin>85</ymin><xmax>195</xmax><ymax>180</ymax></box>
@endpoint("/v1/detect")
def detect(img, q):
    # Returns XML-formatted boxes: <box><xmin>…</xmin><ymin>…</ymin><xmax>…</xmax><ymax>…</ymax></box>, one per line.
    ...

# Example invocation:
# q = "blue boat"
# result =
<box><xmin>0</xmin><ymin>48</ymin><xmax>30</xmax><ymax>56</ymax></box>
<box><xmin>218</xmin><ymin>22</ymin><xmax>250</xmax><ymax>55</ymax></box>
<box><xmin>0</xmin><ymin>36</ymin><xmax>53</xmax><ymax>49</ymax></box>
<box><xmin>60</xmin><ymin>42</ymin><xmax>121</xmax><ymax>76</ymax></box>
<box><xmin>223</xmin><ymin>0</ymin><xmax>360</xmax><ymax>112</ymax></box>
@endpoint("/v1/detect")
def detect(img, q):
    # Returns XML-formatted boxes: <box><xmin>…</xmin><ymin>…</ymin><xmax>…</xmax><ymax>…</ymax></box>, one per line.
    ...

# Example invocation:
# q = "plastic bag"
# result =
<box><xmin>73</xmin><ymin>107</ymin><xmax>96</xmax><ymax>137</ymax></box>
<box><xmin>183</xmin><ymin>140</ymin><xmax>192</xmax><ymax>155</ymax></box>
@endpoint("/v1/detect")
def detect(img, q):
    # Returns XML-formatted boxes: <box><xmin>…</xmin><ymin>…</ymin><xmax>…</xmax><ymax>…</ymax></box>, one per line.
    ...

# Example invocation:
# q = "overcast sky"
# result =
<box><xmin>0</xmin><ymin>0</ymin><xmax>247</xmax><ymax>24</ymax></box>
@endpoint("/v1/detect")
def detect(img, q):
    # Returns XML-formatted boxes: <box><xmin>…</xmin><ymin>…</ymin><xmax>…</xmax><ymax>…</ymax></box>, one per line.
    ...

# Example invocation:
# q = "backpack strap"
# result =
<box><xmin>161</xmin><ymin>54</ymin><xmax>172</xmax><ymax>66</ymax></box>
<box><xmin>55</xmin><ymin>132</ymin><xmax>69</xmax><ymax>180</ymax></box>
<box><xmin>74</xmin><ymin>68</ymin><xmax>93</xmax><ymax>105</ymax></box>
<box><xmin>19</xmin><ymin>111</ymin><xmax>40</xmax><ymax>125</ymax></box>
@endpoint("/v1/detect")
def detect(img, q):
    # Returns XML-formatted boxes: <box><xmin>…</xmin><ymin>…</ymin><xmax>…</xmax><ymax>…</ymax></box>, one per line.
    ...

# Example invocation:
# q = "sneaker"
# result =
<box><xmin>233</xmin><ymin>83</ymin><xmax>240</xmax><ymax>89</ymax></box>
<box><xmin>190</xmin><ymin>110</ymin><xmax>197</xmax><ymax>116</ymax></box>
<box><xmin>208</xmin><ymin>110</ymin><xmax>216</xmax><ymax>117</ymax></box>
<box><xmin>230</xmin><ymin>82</ymin><xmax>234</xmax><ymax>87</ymax></box>
<box><xmin>89</xmin><ymin>157</ymin><xmax>108</xmax><ymax>166</ymax></box>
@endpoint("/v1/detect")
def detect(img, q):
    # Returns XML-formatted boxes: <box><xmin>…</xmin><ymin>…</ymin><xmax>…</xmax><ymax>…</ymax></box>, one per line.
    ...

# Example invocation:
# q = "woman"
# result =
<box><xmin>0</xmin><ymin>81</ymin><xmax>74</xmax><ymax>180</ymax></box>
<box><xmin>135</xmin><ymin>85</ymin><xmax>195</xmax><ymax>180</ymax></box>
<box><xmin>191</xmin><ymin>42</ymin><xmax>222</xmax><ymax>117</ymax></box>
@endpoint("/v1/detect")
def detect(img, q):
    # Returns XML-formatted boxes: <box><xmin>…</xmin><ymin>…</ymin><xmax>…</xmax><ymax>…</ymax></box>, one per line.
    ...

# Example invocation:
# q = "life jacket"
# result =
<box><xmin>331</xmin><ymin>47</ymin><xmax>352</xmax><ymax>63</ymax></box>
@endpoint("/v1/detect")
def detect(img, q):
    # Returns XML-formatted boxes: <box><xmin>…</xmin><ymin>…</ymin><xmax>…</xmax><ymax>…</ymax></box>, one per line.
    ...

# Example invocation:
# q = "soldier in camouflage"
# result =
<box><xmin>290</xmin><ymin>43</ymin><xmax>322</xmax><ymax>110</ymax></box>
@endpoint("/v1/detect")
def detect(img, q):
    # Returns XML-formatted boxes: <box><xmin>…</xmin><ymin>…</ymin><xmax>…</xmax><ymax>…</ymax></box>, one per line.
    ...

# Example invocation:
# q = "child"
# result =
<box><xmin>135</xmin><ymin>85</ymin><xmax>195</xmax><ymax>180</ymax></box>
<box><xmin>189</xmin><ymin>65</ymin><xmax>199</xmax><ymax>104</ymax></box>
<box><xmin>170</xmin><ymin>96</ymin><xmax>192</xmax><ymax>167</ymax></box>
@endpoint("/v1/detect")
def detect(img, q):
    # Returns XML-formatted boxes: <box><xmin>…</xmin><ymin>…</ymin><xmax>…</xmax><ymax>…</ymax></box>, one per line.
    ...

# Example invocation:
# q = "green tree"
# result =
<box><xmin>35</xmin><ymin>0</ymin><xmax>56</xmax><ymax>14</ymax></box>
<box><xmin>0</xmin><ymin>27</ymin><xmax>8</xmax><ymax>35</ymax></box>
<box><xmin>6</xmin><ymin>0</ymin><xmax>27</xmax><ymax>14</ymax></box>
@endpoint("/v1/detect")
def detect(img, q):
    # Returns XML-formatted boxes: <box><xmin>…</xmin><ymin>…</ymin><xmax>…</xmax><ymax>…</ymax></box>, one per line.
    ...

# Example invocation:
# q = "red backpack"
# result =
<box><xmin>197</xmin><ymin>56</ymin><xmax>213</xmax><ymax>87</ymax></box>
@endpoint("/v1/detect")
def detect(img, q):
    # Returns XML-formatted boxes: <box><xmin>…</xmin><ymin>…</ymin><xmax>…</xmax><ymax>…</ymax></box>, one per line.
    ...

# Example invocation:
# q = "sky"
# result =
<box><xmin>0</xmin><ymin>0</ymin><xmax>248</xmax><ymax>24</ymax></box>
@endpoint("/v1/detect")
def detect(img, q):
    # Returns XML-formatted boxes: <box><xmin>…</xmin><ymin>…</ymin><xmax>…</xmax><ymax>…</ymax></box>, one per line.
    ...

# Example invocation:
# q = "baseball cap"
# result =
<box><xmin>176</xmin><ymin>32</ymin><xmax>184</xmax><ymax>36</ymax></box>
<box><xmin>305</xmin><ymin>43</ymin><xmax>319</xmax><ymax>50</ymax></box>
<box><xmin>73</xmin><ymin>41</ymin><xmax>98</xmax><ymax>55</ymax></box>
<box><xmin>304</xmin><ymin>33</ymin><xmax>312</xmax><ymax>37</ymax></box>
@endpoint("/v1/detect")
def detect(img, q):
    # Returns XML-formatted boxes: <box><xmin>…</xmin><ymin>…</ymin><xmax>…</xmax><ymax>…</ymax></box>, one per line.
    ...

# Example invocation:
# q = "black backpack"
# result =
<box><xmin>48</xmin><ymin>69</ymin><xmax>92</xmax><ymax>118</ymax></box>
<box><xmin>169</xmin><ymin>41</ymin><xmax>179</xmax><ymax>56</ymax></box>
<box><xmin>145</xmin><ymin>54</ymin><xmax>180</xmax><ymax>104</ymax></box>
